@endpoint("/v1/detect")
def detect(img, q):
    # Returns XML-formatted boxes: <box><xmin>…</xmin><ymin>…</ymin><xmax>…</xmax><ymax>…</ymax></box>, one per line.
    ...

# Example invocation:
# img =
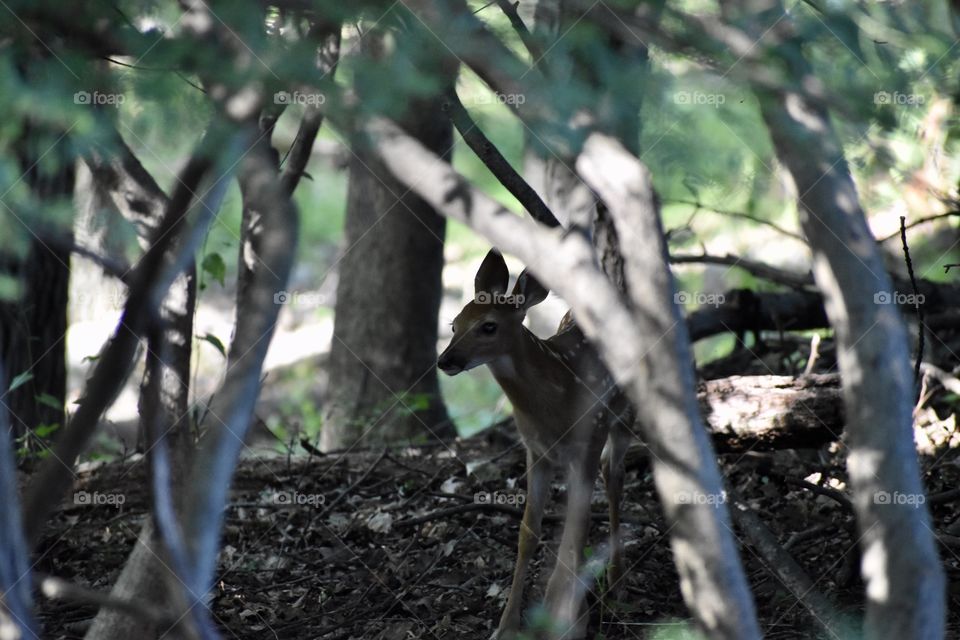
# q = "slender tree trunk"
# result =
<box><xmin>322</xmin><ymin>29</ymin><xmax>453</xmax><ymax>451</ymax></box>
<box><xmin>82</xmin><ymin>132</ymin><xmax>197</xmax><ymax>640</ymax></box>
<box><xmin>721</xmin><ymin>0</ymin><xmax>945</xmax><ymax>636</ymax></box>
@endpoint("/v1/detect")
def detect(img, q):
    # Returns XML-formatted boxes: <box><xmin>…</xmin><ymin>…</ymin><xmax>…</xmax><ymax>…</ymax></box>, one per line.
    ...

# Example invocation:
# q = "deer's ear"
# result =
<box><xmin>512</xmin><ymin>269</ymin><xmax>548</xmax><ymax>310</ymax></box>
<box><xmin>475</xmin><ymin>249</ymin><xmax>509</xmax><ymax>295</ymax></box>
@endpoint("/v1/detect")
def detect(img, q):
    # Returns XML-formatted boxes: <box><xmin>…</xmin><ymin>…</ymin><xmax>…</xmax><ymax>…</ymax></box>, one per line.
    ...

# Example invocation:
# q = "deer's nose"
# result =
<box><xmin>437</xmin><ymin>352</ymin><xmax>463</xmax><ymax>375</ymax></box>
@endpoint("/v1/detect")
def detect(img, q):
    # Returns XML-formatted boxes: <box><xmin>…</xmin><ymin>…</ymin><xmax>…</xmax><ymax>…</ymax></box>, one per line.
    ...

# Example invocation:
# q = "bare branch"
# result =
<box><xmin>280</xmin><ymin>26</ymin><xmax>342</xmax><ymax>196</ymax></box>
<box><xmin>670</xmin><ymin>252</ymin><xmax>813</xmax><ymax>289</ymax></box>
<box><xmin>664</xmin><ymin>198</ymin><xmax>805</xmax><ymax>241</ymax></box>
<box><xmin>443</xmin><ymin>89</ymin><xmax>560</xmax><ymax>228</ymax></box>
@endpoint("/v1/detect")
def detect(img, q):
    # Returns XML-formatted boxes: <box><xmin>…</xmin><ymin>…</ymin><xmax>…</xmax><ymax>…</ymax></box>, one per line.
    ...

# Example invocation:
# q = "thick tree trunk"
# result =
<box><xmin>322</xmin><ymin>33</ymin><xmax>453</xmax><ymax>451</ymax></box>
<box><xmin>0</xmin><ymin>126</ymin><xmax>72</xmax><ymax>446</ymax></box>
<box><xmin>721</xmin><ymin>1</ymin><xmax>946</xmax><ymax>636</ymax></box>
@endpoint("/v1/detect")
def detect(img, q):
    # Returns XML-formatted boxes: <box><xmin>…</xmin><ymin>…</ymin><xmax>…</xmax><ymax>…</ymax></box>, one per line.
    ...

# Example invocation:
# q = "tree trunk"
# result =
<box><xmin>322</xmin><ymin>32</ymin><xmax>453</xmax><ymax>451</ymax></box>
<box><xmin>82</xmin><ymin>131</ymin><xmax>196</xmax><ymax>640</ymax></box>
<box><xmin>0</xmin><ymin>124</ymin><xmax>72</xmax><ymax>447</ymax></box>
<box><xmin>721</xmin><ymin>0</ymin><xmax>946</xmax><ymax>636</ymax></box>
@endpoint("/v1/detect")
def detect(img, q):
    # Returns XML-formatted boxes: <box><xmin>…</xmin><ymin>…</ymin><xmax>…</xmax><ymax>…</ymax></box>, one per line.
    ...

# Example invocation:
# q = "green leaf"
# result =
<box><xmin>34</xmin><ymin>423</ymin><xmax>60</xmax><ymax>438</ymax></box>
<box><xmin>8</xmin><ymin>371</ymin><xmax>33</xmax><ymax>392</ymax></box>
<box><xmin>200</xmin><ymin>333</ymin><xmax>227</xmax><ymax>357</ymax></box>
<box><xmin>201</xmin><ymin>252</ymin><xmax>227</xmax><ymax>287</ymax></box>
<box><xmin>36</xmin><ymin>393</ymin><xmax>62</xmax><ymax>411</ymax></box>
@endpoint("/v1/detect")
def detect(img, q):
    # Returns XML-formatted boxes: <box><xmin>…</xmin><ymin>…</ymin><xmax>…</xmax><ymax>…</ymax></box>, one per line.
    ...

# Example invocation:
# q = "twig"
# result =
<box><xmin>783</xmin><ymin>522</ymin><xmax>836</xmax><ymax>551</ymax></box>
<box><xmin>493</xmin><ymin>0</ymin><xmax>545</xmax><ymax>65</ymax></box>
<box><xmin>878</xmin><ymin>210</ymin><xmax>960</xmax><ymax>243</ymax></box>
<box><xmin>396</xmin><ymin>502</ymin><xmax>524</xmax><ymax>528</ymax></box>
<box><xmin>802</xmin><ymin>333</ymin><xmax>821</xmax><ymax>376</ymax></box>
<box><xmin>899</xmin><ymin>216</ymin><xmax>924</xmax><ymax>388</ymax></box>
<box><xmin>401</xmin><ymin>495</ymin><xmax>622</xmax><ymax>527</ymax></box>
<box><xmin>299</xmin><ymin>438</ymin><xmax>324</xmax><ymax>456</ymax></box>
<box><xmin>919</xmin><ymin>362</ymin><xmax>960</xmax><ymax>396</ymax></box>
<box><xmin>729</xmin><ymin>496</ymin><xmax>855</xmax><ymax>638</ymax></box>
<box><xmin>669</xmin><ymin>252</ymin><xmax>813</xmax><ymax>289</ymax></box>
<box><xmin>785</xmin><ymin>477</ymin><xmax>852</xmax><ymax>511</ymax></box>
<box><xmin>664</xmin><ymin>198</ymin><xmax>804</xmax><ymax>241</ymax></box>
<box><xmin>319</xmin><ymin>448</ymin><xmax>387</xmax><ymax>516</ymax></box>
<box><xmin>36</xmin><ymin>573</ymin><xmax>176</xmax><ymax>627</ymax></box>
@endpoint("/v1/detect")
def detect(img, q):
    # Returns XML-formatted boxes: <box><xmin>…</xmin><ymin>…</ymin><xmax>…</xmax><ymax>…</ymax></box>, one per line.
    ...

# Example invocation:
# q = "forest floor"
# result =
<box><xmin>38</xmin><ymin>259</ymin><xmax>960</xmax><ymax>639</ymax></box>
<box><xmin>32</xmin><ymin>404</ymin><xmax>960</xmax><ymax>640</ymax></box>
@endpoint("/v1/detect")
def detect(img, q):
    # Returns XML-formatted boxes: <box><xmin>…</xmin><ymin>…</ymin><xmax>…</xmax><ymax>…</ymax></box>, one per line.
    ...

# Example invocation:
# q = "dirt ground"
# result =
<box><xmin>31</xmin><ymin>409</ymin><xmax>960</xmax><ymax>639</ymax></box>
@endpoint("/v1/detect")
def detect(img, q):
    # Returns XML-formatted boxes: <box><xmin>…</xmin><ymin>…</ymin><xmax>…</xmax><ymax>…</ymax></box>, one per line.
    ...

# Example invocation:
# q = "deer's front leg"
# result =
<box><xmin>493</xmin><ymin>450</ymin><xmax>552</xmax><ymax>639</ymax></box>
<box><xmin>543</xmin><ymin>442</ymin><xmax>603</xmax><ymax>640</ymax></box>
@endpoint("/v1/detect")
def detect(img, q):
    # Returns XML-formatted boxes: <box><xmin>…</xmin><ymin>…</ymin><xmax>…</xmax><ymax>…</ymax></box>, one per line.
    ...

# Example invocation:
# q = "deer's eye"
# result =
<box><xmin>480</xmin><ymin>321</ymin><xmax>497</xmax><ymax>335</ymax></box>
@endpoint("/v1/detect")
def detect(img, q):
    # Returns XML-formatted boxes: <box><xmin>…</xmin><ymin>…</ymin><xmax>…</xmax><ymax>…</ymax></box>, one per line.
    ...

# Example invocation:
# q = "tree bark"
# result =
<box><xmin>0</xmin><ymin>123</ymin><xmax>73</xmax><ymax>447</ymax></box>
<box><xmin>698</xmin><ymin>374</ymin><xmax>842</xmax><ymax>451</ymax></box>
<box><xmin>321</xmin><ymin>29</ymin><xmax>453</xmax><ymax>451</ymax></box>
<box><xmin>721</xmin><ymin>1</ymin><xmax>946</xmax><ymax>636</ymax></box>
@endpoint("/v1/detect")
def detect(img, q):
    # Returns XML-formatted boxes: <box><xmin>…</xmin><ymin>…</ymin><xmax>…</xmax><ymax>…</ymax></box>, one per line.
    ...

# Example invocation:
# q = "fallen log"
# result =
<box><xmin>697</xmin><ymin>373</ymin><xmax>843</xmax><ymax>452</ymax></box>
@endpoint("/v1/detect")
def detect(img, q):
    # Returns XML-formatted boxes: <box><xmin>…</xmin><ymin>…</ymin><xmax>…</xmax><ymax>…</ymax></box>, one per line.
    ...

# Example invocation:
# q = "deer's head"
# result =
<box><xmin>437</xmin><ymin>249</ymin><xmax>548</xmax><ymax>375</ymax></box>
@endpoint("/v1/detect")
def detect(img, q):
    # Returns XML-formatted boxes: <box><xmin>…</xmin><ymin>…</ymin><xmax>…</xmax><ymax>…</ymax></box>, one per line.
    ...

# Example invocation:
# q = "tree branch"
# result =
<box><xmin>664</xmin><ymin>198</ymin><xmax>805</xmax><ymax>241</ymax></box>
<box><xmin>279</xmin><ymin>26</ymin><xmax>342</xmax><ymax>196</ymax></box>
<box><xmin>670</xmin><ymin>252</ymin><xmax>813</xmax><ymax>289</ymax></box>
<box><xmin>443</xmin><ymin>89</ymin><xmax>560</xmax><ymax>228</ymax></box>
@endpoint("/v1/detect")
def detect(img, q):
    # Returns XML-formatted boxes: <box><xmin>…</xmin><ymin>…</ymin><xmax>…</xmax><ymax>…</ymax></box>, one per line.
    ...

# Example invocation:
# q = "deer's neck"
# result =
<box><xmin>487</xmin><ymin>328</ymin><xmax>565</xmax><ymax>412</ymax></box>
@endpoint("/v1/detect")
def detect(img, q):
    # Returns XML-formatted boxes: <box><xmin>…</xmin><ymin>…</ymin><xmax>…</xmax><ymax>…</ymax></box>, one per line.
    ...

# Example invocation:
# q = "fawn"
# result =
<box><xmin>437</xmin><ymin>249</ymin><xmax>632</xmax><ymax>639</ymax></box>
